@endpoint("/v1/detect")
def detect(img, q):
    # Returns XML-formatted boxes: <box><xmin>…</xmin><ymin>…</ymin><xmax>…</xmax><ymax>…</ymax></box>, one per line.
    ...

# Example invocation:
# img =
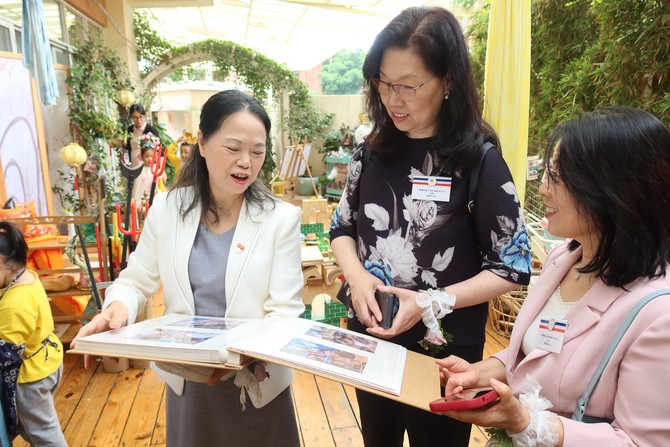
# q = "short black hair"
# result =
<box><xmin>129</xmin><ymin>104</ymin><xmax>146</xmax><ymax>116</ymax></box>
<box><xmin>544</xmin><ymin>106</ymin><xmax>670</xmax><ymax>287</ymax></box>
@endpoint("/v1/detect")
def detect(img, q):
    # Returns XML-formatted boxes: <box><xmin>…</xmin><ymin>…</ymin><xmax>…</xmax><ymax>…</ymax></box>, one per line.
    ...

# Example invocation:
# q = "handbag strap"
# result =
<box><xmin>467</xmin><ymin>141</ymin><xmax>494</xmax><ymax>214</ymax></box>
<box><xmin>572</xmin><ymin>288</ymin><xmax>670</xmax><ymax>421</ymax></box>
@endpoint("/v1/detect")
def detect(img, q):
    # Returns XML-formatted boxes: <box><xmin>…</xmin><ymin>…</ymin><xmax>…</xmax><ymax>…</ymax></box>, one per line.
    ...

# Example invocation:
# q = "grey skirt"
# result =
<box><xmin>166</xmin><ymin>380</ymin><xmax>299</xmax><ymax>447</ymax></box>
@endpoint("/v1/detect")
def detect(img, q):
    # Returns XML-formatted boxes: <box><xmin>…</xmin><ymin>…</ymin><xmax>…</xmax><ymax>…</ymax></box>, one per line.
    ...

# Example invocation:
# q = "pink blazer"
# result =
<box><xmin>495</xmin><ymin>242</ymin><xmax>670</xmax><ymax>446</ymax></box>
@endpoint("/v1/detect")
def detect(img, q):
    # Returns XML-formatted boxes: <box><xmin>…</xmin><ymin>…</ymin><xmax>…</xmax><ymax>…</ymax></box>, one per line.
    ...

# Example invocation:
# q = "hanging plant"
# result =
<box><xmin>136</xmin><ymin>32</ymin><xmax>335</xmax><ymax>183</ymax></box>
<box><xmin>65</xmin><ymin>38</ymin><xmax>134</xmax><ymax>213</ymax></box>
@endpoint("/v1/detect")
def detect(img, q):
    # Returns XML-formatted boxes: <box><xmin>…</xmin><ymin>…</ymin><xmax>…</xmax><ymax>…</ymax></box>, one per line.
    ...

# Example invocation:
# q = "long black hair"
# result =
<box><xmin>363</xmin><ymin>6</ymin><xmax>498</xmax><ymax>174</ymax></box>
<box><xmin>544</xmin><ymin>106</ymin><xmax>670</xmax><ymax>287</ymax></box>
<box><xmin>171</xmin><ymin>90</ymin><xmax>276</xmax><ymax>222</ymax></box>
<box><xmin>0</xmin><ymin>221</ymin><xmax>28</xmax><ymax>271</ymax></box>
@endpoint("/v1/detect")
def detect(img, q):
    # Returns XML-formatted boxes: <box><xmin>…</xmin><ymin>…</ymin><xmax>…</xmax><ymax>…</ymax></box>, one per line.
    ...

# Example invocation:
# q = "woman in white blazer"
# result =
<box><xmin>73</xmin><ymin>90</ymin><xmax>304</xmax><ymax>447</ymax></box>
<box><xmin>435</xmin><ymin>107</ymin><xmax>670</xmax><ymax>446</ymax></box>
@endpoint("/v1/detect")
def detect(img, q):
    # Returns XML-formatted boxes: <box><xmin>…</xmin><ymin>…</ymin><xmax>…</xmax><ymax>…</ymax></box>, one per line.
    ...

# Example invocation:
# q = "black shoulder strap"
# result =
<box><xmin>467</xmin><ymin>142</ymin><xmax>495</xmax><ymax>214</ymax></box>
<box><xmin>362</xmin><ymin>146</ymin><xmax>372</xmax><ymax>171</ymax></box>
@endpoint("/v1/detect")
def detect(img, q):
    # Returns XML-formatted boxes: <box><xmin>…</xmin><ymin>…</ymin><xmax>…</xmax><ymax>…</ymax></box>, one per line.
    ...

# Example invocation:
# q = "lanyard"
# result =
<box><xmin>0</xmin><ymin>268</ymin><xmax>26</xmax><ymax>301</ymax></box>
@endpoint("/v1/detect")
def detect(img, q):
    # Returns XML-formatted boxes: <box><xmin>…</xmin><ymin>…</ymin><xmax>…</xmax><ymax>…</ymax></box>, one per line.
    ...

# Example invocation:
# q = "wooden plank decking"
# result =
<box><xmin>13</xmin><ymin>288</ymin><xmax>510</xmax><ymax>447</ymax></box>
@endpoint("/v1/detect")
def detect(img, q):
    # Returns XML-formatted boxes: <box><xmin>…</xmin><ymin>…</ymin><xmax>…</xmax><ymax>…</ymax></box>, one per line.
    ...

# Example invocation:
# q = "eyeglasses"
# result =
<box><xmin>541</xmin><ymin>165</ymin><xmax>561</xmax><ymax>187</ymax></box>
<box><xmin>130</xmin><ymin>114</ymin><xmax>145</xmax><ymax>121</ymax></box>
<box><xmin>370</xmin><ymin>77</ymin><xmax>433</xmax><ymax>101</ymax></box>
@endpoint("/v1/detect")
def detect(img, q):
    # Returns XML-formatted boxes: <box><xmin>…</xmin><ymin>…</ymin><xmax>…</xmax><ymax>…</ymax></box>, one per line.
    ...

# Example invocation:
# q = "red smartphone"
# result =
<box><xmin>429</xmin><ymin>388</ymin><xmax>499</xmax><ymax>412</ymax></box>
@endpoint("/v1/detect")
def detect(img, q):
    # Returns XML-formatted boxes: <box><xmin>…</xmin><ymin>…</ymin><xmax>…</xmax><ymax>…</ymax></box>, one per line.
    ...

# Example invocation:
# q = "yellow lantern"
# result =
<box><xmin>271</xmin><ymin>177</ymin><xmax>285</xmax><ymax>196</ymax></box>
<box><xmin>116</xmin><ymin>89</ymin><xmax>135</xmax><ymax>108</ymax></box>
<box><xmin>59</xmin><ymin>142</ymin><xmax>88</xmax><ymax>166</ymax></box>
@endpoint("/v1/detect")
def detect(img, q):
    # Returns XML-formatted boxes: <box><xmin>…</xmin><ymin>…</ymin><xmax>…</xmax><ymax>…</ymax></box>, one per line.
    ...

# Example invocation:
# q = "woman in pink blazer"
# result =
<box><xmin>437</xmin><ymin>107</ymin><xmax>670</xmax><ymax>446</ymax></box>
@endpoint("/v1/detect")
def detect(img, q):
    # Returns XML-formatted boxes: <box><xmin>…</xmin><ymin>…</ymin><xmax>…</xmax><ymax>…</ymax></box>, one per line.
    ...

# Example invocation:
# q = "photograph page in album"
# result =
<box><xmin>72</xmin><ymin>314</ymin><xmax>265</xmax><ymax>367</ymax></box>
<box><xmin>228</xmin><ymin>317</ymin><xmax>407</xmax><ymax>395</ymax></box>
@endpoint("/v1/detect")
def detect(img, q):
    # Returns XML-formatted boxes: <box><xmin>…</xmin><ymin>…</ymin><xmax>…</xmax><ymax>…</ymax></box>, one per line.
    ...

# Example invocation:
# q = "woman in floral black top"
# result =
<box><xmin>329</xmin><ymin>6</ymin><xmax>531</xmax><ymax>447</ymax></box>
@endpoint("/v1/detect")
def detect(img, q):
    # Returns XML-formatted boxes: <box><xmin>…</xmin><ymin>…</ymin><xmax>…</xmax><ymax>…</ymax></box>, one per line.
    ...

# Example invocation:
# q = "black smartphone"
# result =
<box><xmin>374</xmin><ymin>291</ymin><xmax>398</xmax><ymax>329</ymax></box>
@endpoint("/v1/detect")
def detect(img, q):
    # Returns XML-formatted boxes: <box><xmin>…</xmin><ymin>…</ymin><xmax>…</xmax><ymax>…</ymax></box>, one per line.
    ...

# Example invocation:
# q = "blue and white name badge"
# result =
<box><xmin>536</xmin><ymin>318</ymin><xmax>568</xmax><ymax>354</ymax></box>
<box><xmin>411</xmin><ymin>175</ymin><xmax>452</xmax><ymax>202</ymax></box>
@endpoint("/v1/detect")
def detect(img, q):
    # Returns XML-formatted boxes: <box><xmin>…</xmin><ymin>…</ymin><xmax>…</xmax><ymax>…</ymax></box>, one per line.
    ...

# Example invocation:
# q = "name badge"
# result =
<box><xmin>536</xmin><ymin>318</ymin><xmax>568</xmax><ymax>354</ymax></box>
<box><xmin>411</xmin><ymin>175</ymin><xmax>452</xmax><ymax>202</ymax></box>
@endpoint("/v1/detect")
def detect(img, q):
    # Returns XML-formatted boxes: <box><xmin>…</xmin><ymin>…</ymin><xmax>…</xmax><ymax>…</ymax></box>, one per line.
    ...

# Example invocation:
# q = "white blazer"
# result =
<box><xmin>104</xmin><ymin>187</ymin><xmax>305</xmax><ymax>405</ymax></box>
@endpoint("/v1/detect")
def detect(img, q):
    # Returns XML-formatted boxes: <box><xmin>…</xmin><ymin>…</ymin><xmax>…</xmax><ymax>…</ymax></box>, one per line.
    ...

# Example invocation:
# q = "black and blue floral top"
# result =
<box><xmin>330</xmin><ymin>136</ymin><xmax>531</xmax><ymax>350</ymax></box>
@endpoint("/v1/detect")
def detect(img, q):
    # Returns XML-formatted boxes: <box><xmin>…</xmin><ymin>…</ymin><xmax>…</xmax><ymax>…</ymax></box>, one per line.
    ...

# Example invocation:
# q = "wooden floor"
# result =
<box><xmin>13</xmin><ymin>284</ymin><xmax>510</xmax><ymax>447</ymax></box>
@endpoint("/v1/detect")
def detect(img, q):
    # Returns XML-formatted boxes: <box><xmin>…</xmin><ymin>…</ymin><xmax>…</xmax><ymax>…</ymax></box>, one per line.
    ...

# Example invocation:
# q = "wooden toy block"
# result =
<box><xmin>323</xmin><ymin>264</ymin><xmax>344</xmax><ymax>285</ymax></box>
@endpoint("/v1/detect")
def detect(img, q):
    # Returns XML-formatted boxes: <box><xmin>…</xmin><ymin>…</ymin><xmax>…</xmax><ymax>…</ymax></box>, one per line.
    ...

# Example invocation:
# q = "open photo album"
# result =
<box><xmin>228</xmin><ymin>317</ymin><xmax>406</xmax><ymax>395</ymax></box>
<box><xmin>72</xmin><ymin>314</ymin><xmax>264</xmax><ymax>368</ymax></box>
<box><xmin>72</xmin><ymin>314</ymin><xmax>407</xmax><ymax>395</ymax></box>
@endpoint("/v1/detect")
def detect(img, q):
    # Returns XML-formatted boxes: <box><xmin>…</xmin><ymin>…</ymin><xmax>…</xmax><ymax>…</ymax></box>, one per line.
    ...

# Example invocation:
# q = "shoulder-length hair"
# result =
<box><xmin>170</xmin><ymin>90</ymin><xmax>276</xmax><ymax>222</ymax></box>
<box><xmin>544</xmin><ymin>106</ymin><xmax>670</xmax><ymax>287</ymax></box>
<box><xmin>362</xmin><ymin>6</ymin><xmax>498</xmax><ymax>174</ymax></box>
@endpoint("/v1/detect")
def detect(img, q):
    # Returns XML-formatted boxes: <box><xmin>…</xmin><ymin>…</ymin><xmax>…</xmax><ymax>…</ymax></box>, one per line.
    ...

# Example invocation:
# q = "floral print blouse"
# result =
<box><xmin>330</xmin><ymin>136</ymin><xmax>531</xmax><ymax>348</ymax></box>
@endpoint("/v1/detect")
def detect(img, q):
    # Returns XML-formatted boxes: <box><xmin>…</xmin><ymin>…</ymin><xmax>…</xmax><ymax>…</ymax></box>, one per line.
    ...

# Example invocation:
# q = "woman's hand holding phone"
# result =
<box><xmin>366</xmin><ymin>285</ymin><xmax>424</xmax><ymax>338</ymax></box>
<box><xmin>430</xmin><ymin>378</ymin><xmax>532</xmax><ymax>436</ymax></box>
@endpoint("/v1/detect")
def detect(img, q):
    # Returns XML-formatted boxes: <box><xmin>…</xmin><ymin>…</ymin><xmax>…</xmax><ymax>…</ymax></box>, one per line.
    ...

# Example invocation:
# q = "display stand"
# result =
<box><xmin>283</xmin><ymin>140</ymin><xmax>319</xmax><ymax>198</ymax></box>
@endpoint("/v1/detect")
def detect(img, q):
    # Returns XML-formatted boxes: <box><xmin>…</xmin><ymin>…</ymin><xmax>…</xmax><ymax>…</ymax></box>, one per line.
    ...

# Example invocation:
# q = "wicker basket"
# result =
<box><xmin>488</xmin><ymin>288</ymin><xmax>528</xmax><ymax>338</ymax></box>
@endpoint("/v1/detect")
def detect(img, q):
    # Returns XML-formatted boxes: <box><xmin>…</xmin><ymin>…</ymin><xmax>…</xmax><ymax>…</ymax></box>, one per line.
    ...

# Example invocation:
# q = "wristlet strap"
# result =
<box><xmin>572</xmin><ymin>288</ymin><xmax>670</xmax><ymax>421</ymax></box>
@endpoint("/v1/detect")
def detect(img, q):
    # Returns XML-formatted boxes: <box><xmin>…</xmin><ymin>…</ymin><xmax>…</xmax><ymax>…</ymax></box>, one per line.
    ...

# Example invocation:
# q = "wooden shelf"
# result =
<box><xmin>47</xmin><ymin>286</ymin><xmax>94</xmax><ymax>298</ymax></box>
<box><xmin>57</xmin><ymin>322</ymin><xmax>82</xmax><ymax>345</ymax></box>
<box><xmin>28</xmin><ymin>238</ymin><xmax>97</xmax><ymax>251</ymax></box>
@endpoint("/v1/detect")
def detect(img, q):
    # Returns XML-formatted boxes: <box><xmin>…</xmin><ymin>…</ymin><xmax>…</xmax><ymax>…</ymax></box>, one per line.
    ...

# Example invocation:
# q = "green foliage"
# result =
<box><xmin>321</xmin><ymin>130</ymin><xmax>342</xmax><ymax>155</ymax></box>
<box><xmin>320</xmin><ymin>49</ymin><xmax>366</xmax><ymax>94</ymax></box>
<box><xmin>167</xmin><ymin>40</ymin><xmax>294</xmax><ymax>99</ymax></box>
<box><xmin>485</xmin><ymin>428</ymin><xmax>513</xmax><ymax>447</ymax></box>
<box><xmin>417</xmin><ymin>328</ymin><xmax>454</xmax><ymax>357</ymax></box>
<box><xmin>151</xmin><ymin>122</ymin><xmax>177</xmax><ymax>186</ymax></box>
<box><xmin>65</xmin><ymin>38</ymin><xmax>131</xmax><ymax>212</ymax></box>
<box><xmin>133</xmin><ymin>10</ymin><xmax>174</xmax><ymax>74</ymax></box>
<box><xmin>51</xmin><ymin>169</ymin><xmax>83</xmax><ymax>213</ymax></box>
<box><xmin>465</xmin><ymin>0</ymin><xmax>670</xmax><ymax>217</ymax></box>
<box><xmin>166</xmin><ymin>64</ymin><xmax>208</xmax><ymax>82</ymax></box>
<box><xmin>466</xmin><ymin>0</ymin><xmax>670</xmax><ymax>150</ymax></box>
<box><xmin>465</xmin><ymin>2</ymin><xmax>490</xmax><ymax>100</ymax></box>
<box><xmin>136</xmin><ymin>33</ymin><xmax>335</xmax><ymax>180</ymax></box>
<box><xmin>452</xmin><ymin>0</ymin><xmax>480</xmax><ymax>9</ymax></box>
<box><xmin>168</xmin><ymin>40</ymin><xmax>320</xmax><ymax>180</ymax></box>
<box><xmin>529</xmin><ymin>0</ymin><xmax>599</xmax><ymax>144</ymax></box>
<box><xmin>283</xmin><ymin>82</ymin><xmax>335</xmax><ymax>146</ymax></box>
<box><xmin>532</xmin><ymin>0</ymin><xmax>669</xmax><ymax>146</ymax></box>
<box><xmin>321</xmin><ymin>123</ymin><xmax>356</xmax><ymax>155</ymax></box>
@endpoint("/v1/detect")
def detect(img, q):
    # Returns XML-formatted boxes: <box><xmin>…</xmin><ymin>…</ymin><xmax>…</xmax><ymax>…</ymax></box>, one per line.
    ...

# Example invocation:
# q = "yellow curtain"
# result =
<box><xmin>483</xmin><ymin>0</ymin><xmax>532</xmax><ymax>206</ymax></box>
